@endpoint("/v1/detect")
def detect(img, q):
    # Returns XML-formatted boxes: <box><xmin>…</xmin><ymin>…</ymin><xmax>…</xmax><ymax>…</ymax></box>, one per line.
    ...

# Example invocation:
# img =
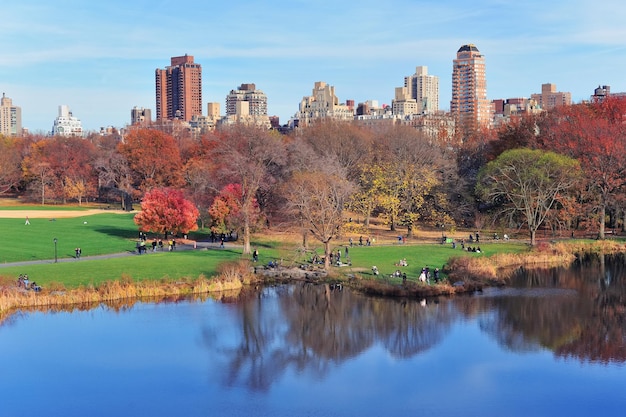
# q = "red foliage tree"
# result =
<box><xmin>540</xmin><ymin>98</ymin><xmax>626</xmax><ymax>238</ymax></box>
<box><xmin>134</xmin><ymin>187</ymin><xmax>199</xmax><ymax>237</ymax></box>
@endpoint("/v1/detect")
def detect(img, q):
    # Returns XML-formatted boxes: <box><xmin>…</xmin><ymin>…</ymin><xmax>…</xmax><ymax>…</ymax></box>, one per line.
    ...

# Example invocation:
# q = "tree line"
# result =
<box><xmin>1</xmin><ymin>97</ymin><xmax>625</xmax><ymax>257</ymax></box>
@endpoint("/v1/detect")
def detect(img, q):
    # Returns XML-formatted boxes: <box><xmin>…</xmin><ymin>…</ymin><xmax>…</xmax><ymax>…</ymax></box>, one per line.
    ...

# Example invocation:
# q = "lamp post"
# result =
<box><xmin>53</xmin><ymin>237</ymin><xmax>58</xmax><ymax>263</ymax></box>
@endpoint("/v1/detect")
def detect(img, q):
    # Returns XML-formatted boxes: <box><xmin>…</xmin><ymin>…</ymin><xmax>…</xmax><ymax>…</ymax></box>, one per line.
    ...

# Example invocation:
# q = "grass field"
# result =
<box><xmin>0</xmin><ymin>206</ymin><xmax>532</xmax><ymax>288</ymax></box>
<box><xmin>0</xmin><ymin>249</ymin><xmax>243</xmax><ymax>287</ymax></box>
<box><xmin>1</xmin><ymin>213</ymin><xmax>139</xmax><ymax>263</ymax></box>
<box><xmin>334</xmin><ymin>241</ymin><xmax>528</xmax><ymax>279</ymax></box>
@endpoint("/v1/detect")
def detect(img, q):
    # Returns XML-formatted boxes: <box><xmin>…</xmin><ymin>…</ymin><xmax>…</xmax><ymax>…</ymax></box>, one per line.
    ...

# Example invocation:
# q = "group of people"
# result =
<box><xmin>375</xmin><ymin>265</ymin><xmax>441</xmax><ymax>285</ymax></box>
<box><xmin>136</xmin><ymin>234</ymin><xmax>179</xmax><ymax>254</ymax></box>
<box><xmin>395</xmin><ymin>258</ymin><xmax>408</xmax><ymax>267</ymax></box>
<box><xmin>353</xmin><ymin>236</ymin><xmax>372</xmax><ymax>246</ymax></box>
<box><xmin>16</xmin><ymin>274</ymin><xmax>41</xmax><ymax>292</ymax></box>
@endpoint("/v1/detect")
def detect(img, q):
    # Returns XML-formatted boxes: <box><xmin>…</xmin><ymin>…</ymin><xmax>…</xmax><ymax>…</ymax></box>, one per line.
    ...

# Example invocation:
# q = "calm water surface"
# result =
<box><xmin>1</xmin><ymin>255</ymin><xmax>626</xmax><ymax>417</ymax></box>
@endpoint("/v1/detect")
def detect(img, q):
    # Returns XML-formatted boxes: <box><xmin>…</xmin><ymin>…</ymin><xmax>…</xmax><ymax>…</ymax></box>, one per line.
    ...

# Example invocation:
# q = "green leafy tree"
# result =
<box><xmin>476</xmin><ymin>149</ymin><xmax>581</xmax><ymax>245</ymax></box>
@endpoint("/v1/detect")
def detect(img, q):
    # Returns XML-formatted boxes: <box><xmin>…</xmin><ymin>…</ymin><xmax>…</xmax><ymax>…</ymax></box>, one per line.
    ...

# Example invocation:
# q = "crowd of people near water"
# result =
<box><xmin>16</xmin><ymin>274</ymin><xmax>41</xmax><ymax>292</ymax></box>
<box><xmin>374</xmin><ymin>261</ymin><xmax>441</xmax><ymax>286</ymax></box>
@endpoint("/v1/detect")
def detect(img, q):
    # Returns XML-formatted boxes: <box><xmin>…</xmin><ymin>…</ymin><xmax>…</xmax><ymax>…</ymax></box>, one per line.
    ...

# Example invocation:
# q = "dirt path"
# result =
<box><xmin>0</xmin><ymin>209</ymin><xmax>128</xmax><ymax>219</ymax></box>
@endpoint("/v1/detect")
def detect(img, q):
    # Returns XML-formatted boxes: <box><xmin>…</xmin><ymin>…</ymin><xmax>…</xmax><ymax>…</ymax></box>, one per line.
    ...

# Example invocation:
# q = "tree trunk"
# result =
<box><xmin>301</xmin><ymin>230</ymin><xmax>308</xmax><ymax>249</ymax></box>
<box><xmin>243</xmin><ymin>216</ymin><xmax>251</xmax><ymax>254</ymax></box>
<box><xmin>530</xmin><ymin>229</ymin><xmax>536</xmax><ymax>246</ymax></box>
<box><xmin>599</xmin><ymin>204</ymin><xmax>606</xmax><ymax>240</ymax></box>
<box><xmin>323</xmin><ymin>240</ymin><xmax>331</xmax><ymax>269</ymax></box>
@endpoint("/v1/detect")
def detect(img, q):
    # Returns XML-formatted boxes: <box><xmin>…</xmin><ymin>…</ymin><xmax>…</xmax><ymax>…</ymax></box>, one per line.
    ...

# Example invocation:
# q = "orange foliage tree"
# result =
<box><xmin>208</xmin><ymin>183</ymin><xmax>262</xmax><ymax>235</ymax></box>
<box><xmin>134</xmin><ymin>187</ymin><xmax>199</xmax><ymax>237</ymax></box>
<box><xmin>118</xmin><ymin>128</ymin><xmax>183</xmax><ymax>192</ymax></box>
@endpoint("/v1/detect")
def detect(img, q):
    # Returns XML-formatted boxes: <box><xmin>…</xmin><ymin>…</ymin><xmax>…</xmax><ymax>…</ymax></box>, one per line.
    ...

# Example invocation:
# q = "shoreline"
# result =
<box><xmin>1</xmin><ymin>239</ymin><xmax>624</xmax><ymax>320</ymax></box>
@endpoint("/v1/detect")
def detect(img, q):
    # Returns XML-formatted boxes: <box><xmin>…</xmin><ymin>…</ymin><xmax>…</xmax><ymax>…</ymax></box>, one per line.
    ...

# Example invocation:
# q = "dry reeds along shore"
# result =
<box><xmin>0</xmin><ymin>273</ymin><xmax>244</xmax><ymax>317</ymax></box>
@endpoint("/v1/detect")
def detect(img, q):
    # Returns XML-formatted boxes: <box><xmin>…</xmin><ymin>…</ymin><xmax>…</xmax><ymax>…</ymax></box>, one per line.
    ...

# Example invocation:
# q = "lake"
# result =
<box><xmin>1</xmin><ymin>254</ymin><xmax>625</xmax><ymax>416</ymax></box>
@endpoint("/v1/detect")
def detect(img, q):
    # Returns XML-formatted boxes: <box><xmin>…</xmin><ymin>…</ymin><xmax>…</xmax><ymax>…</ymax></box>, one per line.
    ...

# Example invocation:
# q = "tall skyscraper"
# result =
<box><xmin>404</xmin><ymin>66</ymin><xmax>439</xmax><ymax>113</ymax></box>
<box><xmin>0</xmin><ymin>93</ymin><xmax>22</xmax><ymax>136</ymax></box>
<box><xmin>450</xmin><ymin>44</ymin><xmax>492</xmax><ymax>133</ymax></box>
<box><xmin>155</xmin><ymin>55</ymin><xmax>202</xmax><ymax>122</ymax></box>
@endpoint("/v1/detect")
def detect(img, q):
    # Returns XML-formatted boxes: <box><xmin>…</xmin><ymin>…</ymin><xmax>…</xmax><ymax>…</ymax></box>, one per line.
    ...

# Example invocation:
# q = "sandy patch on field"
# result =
<box><xmin>0</xmin><ymin>209</ymin><xmax>129</xmax><ymax>219</ymax></box>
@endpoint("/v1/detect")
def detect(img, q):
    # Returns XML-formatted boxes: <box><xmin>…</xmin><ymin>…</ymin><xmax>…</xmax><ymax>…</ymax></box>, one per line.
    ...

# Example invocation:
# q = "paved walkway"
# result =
<box><xmin>0</xmin><ymin>240</ymin><xmax>238</xmax><ymax>269</ymax></box>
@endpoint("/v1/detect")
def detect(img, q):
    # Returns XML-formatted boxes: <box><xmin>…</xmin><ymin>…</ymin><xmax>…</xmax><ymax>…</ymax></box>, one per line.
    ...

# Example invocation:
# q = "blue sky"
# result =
<box><xmin>2</xmin><ymin>0</ymin><xmax>626</xmax><ymax>132</ymax></box>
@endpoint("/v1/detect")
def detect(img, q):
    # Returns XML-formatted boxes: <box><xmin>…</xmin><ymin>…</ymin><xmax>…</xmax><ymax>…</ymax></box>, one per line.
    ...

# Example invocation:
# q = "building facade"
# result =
<box><xmin>404</xmin><ymin>66</ymin><xmax>439</xmax><ymax>113</ymax></box>
<box><xmin>392</xmin><ymin>87</ymin><xmax>419</xmax><ymax>116</ymax></box>
<box><xmin>51</xmin><ymin>105</ymin><xmax>83</xmax><ymax>137</ymax></box>
<box><xmin>130</xmin><ymin>106</ymin><xmax>152</xmax><ymax>126</ymax></box>
<box><xmin>530</xmin><ymin>83</ymin><xmax>571</xmax><ymax>110</ymax></box>
<box><xmin>226</xmin><ymin>83</ymin><xmax>268</xmax><ymax>117</ymax></box>
<box><xmin>450</xmin><ymin>44</ymin><xmax>492</xmax><ymax>133</ymax></box>
<box><xmin>292</xmin><ymin>81</ymin><xmax>354</xmax><ymax>126</ymax></box>
<box><xmin>155</xmin><ymin>55</ymin><xmax>202</xmax><ymax>122</ymax></box>
<box><xmin>0</xmin><ymin>93</ymin><xmax>22</xmax><ymax>136</ymax></box>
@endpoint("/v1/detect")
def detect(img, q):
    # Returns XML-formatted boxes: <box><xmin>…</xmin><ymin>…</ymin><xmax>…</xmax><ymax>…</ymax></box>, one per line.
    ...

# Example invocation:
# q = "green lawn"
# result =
<box><xmin>0</xmin><ymin>208</ymin><xmax>531</xmax><ymax>288</ymax></box>
<box><xmin>0</xmin><ymin>249</ymin><xmax>242</xmax><ymax>287</ymax></box>
<box><xmin>0</xmin><ymin>213</ymin><xmax>138</xmax><ymax>263</ymax></box>
<box><xmin>339</xmin><ymin>241</ymin><xmax>527</xmax><ymax>279</ymax></box>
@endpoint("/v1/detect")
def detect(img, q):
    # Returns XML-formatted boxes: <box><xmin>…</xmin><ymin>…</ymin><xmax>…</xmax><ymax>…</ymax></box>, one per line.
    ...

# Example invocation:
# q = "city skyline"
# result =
<box><xmin>2</xmin><ymin>0</ymin><xmax>626</xmax><ymax>132</ymax></box>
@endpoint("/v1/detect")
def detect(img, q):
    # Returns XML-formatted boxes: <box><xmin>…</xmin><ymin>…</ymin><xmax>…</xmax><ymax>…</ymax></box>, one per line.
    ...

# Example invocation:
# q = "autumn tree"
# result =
<box><xmin>539</xmin><ymin>98</ymin><xmax>626</xmax><ymax>238</ymax></box>
<box><xmin>208</xmin><ymin>125</ymin><xmax>287</xmax><ymax>254</ymax></box>
<box><xmin>22</xmin><ymin>140</ymin><xmax>57</xmax><ymax>204</ymax></box>
<box><xmin>21</xmin><ymin>136</ymin><xmax>97</xmax><ymax>204</ymax></box>
<box><xmin>183</xmin><ymin>137</ymin><xmax>221</xmax><ymax>228</ymax></box>
<box><xmin>134</xmin><ymin>187</ymin><xmax>199</xmax><ymax>237</ymax></box>
<box><xmin>282</xmin><ymin>163</ymin><xmax>354</xmax><ymax>269</ymax></box>
<box><xmin>208</xmin><ymin>183</ymin><xmax>262</xmax><ymax>236</ymax></box>
<box><xmin>49</xmin><ymin>136</ymin><xmax>96</xmax><ymax>204</ymax></box>
<box><xmin>367</xmin><ymin>125</ymin><xmax>447</xmax><ymax>236</ymax></box>
<box><xmin>295</xmin><ymin>119</ymin><xmax>372</xmax><ymax>181</ymax></box>
<box><xmin>118</xmin><ymin>128</ymin><xmax>184</xmax><ymax>192</ymax></box>
<box><xmin>476</xmin><ymin>148</ymin><xmax>581</xmax><ymax>245</ymax></box>
<box><xmin>92</xmin><ymin>134</ymin><xmax>135</xmax><ymax>210</ymax></box>
<box><xmin>0</xmin><ymin>135</ymin><xmax>23</xmax><ymax>195</ymax></box>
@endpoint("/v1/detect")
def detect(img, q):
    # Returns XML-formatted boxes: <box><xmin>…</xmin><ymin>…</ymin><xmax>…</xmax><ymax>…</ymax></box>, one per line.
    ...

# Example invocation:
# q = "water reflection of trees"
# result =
<box><xmin>202</xmin><ymin>283</ymin><xmax>455</xmax><ymax>391</ymax></box>
<box><xmin>469</xmin><ymin>254</ymin><xmax>626</xmax><ymax>363</ymax></box>
<box><xmin>204</xmin><ymin>255</ymin><xmax>626</xmax><ymax>391</ymax></box>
